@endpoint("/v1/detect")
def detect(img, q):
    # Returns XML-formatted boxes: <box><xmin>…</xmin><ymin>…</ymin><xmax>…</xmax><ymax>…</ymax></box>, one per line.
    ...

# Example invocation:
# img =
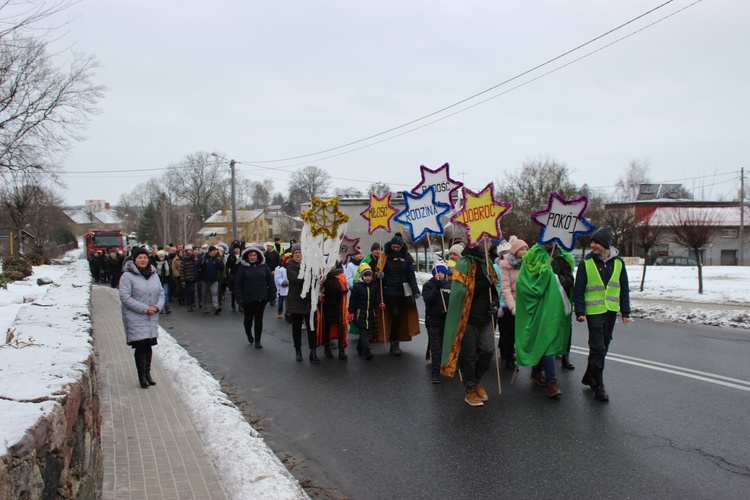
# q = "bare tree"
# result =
<box><xmin>288</xmin><ymin>165</ymin><xmax>331</xmax><ymax>200</ymax></box>
<box><xmin>368</xmin><ymin>182</ymin><xmax>391</xmax><ymax>197</ymax></box>
<box><xmin>614</xmin><ymin>159</ymin><xmax>650</xmax><ymax>202</ymax></box>
<box><xmin>632</xmin><ymin>216</ymin><xmax>665</xmax><ymax>292</ymax></box>
<box><xmin>0</xmin><ymin>1</ymin><xmax>105</xmax><ymax>175</ymax></box>
<box><xmin>165</xmin><ymin>152</ymin><xmax>229</xmax><ymax>220</ymax></box>
<box><xmin>0</xmin><ymin>171</ymin><xmax>66</xmax><ymax>255</ymax></box>
<box><xmin>250</xmin><ymin>180</ymin><xmax>273</xmax><ymax>209</ymax></box>
<box><xmin>495</xmin><ymin>156</ymin><xmax>579</xmax><ymax>244</ymax></box>
<box><xmin>602</xmin><ymin>208</ymin><xmax>636</xmax><ymax>254</ymax></box>
<box><xmin>662</xmin><ymin>206</ymin><xmax>724</xmax><ymax>294</ymax></box>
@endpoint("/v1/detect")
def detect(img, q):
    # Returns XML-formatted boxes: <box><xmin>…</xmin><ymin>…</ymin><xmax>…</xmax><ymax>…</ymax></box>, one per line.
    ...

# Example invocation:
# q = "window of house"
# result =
<box><xmin>721</xmin><ymin>228</ymin><xmax>738</xmax><ymax>238</ymax></box>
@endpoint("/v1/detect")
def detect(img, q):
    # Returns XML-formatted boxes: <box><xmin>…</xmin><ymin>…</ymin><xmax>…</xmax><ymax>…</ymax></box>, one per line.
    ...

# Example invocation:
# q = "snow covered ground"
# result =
<box><xmin>1</xmin><ymin>255</ymin><xmax>748</xmax><ymax>497</ymax></box>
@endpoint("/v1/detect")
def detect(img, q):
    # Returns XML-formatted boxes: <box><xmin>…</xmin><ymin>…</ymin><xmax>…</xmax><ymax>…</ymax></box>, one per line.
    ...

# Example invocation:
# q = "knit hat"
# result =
<box><xmin>370</xmin><ymin>242</ymin><xmax>381</xmax><ymax>251</ymax></box>
<box><xmin>291</xmin><ymin>244</ymin><xmax>301</xmax><ymax>254</ymax></box>
<box><xmin>591</xmin><ymin>226</ymin><xmax>613</xmax><ymax>248</ymax></box>
<box><xmin>509</xmin><ymin>236</ymin><xmax>528</xmax><ymax>256</ymax></box>
<box><xmin>131</xmin><ymin>246</ymin><xmax>148</xmax><ymax>260</ymax></box>
<box><xmin>390</xmin><ymin>234</ymin><xmax>405</xmax><ymax>247</ymax></box>
<box><xmin>208</xmin><ymin>245</ymin><xmax>217</xmax><ymax>252</ymax></box>
<box><xmin>358</xmin><ymin>263</ymin><xmax>373</xmax><ymax>276</ymax></box>
<box><xmin>265</xmin><ymin>241</ymin><xmax>274</xmax><ymax>248</ymax></box>
<box><xmin>445</xmin><ymin>260</ymin><xmax>455</xmax><ymax>274</ymax></box>
<box><xmin>432</xmin><ymin>262</ymin><xmax>449</xmax><ymax>276</ymax></box>
<box><xmin>449</xmin><ymin>244</ymin><xmax>464</xmax><ymax>256</ymax></box>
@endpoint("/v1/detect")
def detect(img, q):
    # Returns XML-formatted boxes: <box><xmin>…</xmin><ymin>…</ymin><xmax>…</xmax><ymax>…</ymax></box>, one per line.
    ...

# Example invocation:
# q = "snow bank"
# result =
<box><xmin>155</xmin><ymin>326</ymin><xmax>308</xmax><ymax>499</ymax></box>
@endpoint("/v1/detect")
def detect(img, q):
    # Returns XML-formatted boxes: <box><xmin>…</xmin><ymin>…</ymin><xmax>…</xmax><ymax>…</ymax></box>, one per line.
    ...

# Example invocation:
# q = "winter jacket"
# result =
<box><xmin>500</xmin><ymin>254</ymin><xmax>522</xmax><ymax>311</ymax></box>
<box><xmin>422</xmin><ymin>276</ymin><xmax>451</xmax><ymax>327</ymax></box>
<box><xmin>274</xmin><ymin>265</ymin><xmax>289</xmax><ymax>297</ymax></box>
<box><xmin>118</xmin><ymin>261</ymin><xmax>165</xmax><ymax>344</ymax></box>
<box><xmin>573</xmin><ymin>247</ymin><xmax>631</xmax><ymax>318</ymax></box>
<box><xmin>226</xmin><ymin>253</ymin><xmax>242</xmax><ymax>281</ymax></box>
<box><xmin>171</xmin><ymin>255</ymin><xmax>182</xmax><ymax>278</ymax></box>
<box><xmin>181</xmin><ymin>254</ymin><xmax>196</xmax><ymax>283</ymax></box>
<box><xmin>154</xmin><ymin>258</ymin><xmax>171</xmax><ymax>285</ymax></box>
<box><xmin>348</xmin><ymin>277</ymin><xmax>379</xmax><ymax>330</ymax></box>
<box><xmin>285</xmin><ymin>258</ymin><xmax>311</xmax><ymax>315</ymax></box>
<box><xmin>265</xmin><ymin>249</ymin><xmax>281</xmax><ymax>271</ymax></box>
<box><xmin>380</xmin><ymin>245</ymin><xmax>419</xmax><ymax>298</ymax></box>
<box><xmin>321</xmin><ymin>267</ymin><xmax>347</xmax><ymax>321</ymax></box>
<box><xmin>235</xmin><ymin>247</ymin><xmax>276</xmax><ymax>304</ymax></box>
<box><xmin>196</xmin><ymin>253</ymin><xmax>225</xmax><ymax>283</ymax></box>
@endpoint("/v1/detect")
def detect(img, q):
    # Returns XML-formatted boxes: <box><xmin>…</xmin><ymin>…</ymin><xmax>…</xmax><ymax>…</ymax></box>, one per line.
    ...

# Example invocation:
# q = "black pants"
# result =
<box><xmin>497</xmin><ymin>313</ymin><xmax>515</xmax><ymax>360</ymax></box>
<box><xmin>584</xmin><ymin>311</ymin><xmax>618</xmax><ymax>385</ymax></box>
<box><xmin>290</xmin><ymin>313</ymin><xmax>316</xmax><ymax>349</ymax></box>
<box><xmin>427</xmin><ymin>322</ymin><xmax>445</xmax><ymax>376</ymax></box>
<box><xmin>243</xmin><ymin>300</ymin><xmax>267</xmax><ymax>341</ymax></box>
<box><xmin>384</xmin><ymin>295</ymin><xmax>409</xmax><ymax>341</ymax></box>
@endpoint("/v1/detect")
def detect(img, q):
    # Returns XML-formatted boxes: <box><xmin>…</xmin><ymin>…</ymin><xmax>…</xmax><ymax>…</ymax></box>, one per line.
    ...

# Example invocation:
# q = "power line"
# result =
<box><xmin>244</xmin><ymin>0</ymin><xmax>688</xmax><ymax>165</ymax></box>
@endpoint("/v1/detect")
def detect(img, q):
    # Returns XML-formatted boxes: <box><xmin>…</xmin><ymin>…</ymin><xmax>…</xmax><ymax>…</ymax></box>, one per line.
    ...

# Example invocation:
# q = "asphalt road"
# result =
<box><xmin>160</xmin><ymin>300</ymin><xmax>750</xmax><ymax>499</ymax></box>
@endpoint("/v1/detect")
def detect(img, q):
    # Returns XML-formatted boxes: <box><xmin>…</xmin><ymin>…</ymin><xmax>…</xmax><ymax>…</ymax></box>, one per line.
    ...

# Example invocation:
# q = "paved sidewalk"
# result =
<box><xmin>92</xmin><ymin>286</ymin><xmax>228</xmax><ymax>500</ymax></box>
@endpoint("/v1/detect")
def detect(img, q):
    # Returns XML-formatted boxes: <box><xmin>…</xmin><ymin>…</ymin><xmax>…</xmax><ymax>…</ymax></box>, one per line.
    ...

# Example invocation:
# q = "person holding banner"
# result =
<box><xmin>441</xmin><ymin>238</ymin><xmax>499</xmax><ymax>406</ymax></box>
<box><xmin>375</xmin><ymin>234</ymin><xmax>420</xmax><ymax>356</ymax></box>
<box><xmin>574</xmin><ymin>226</ymin><xmax>631</xmax><ymax>402</ymax></box>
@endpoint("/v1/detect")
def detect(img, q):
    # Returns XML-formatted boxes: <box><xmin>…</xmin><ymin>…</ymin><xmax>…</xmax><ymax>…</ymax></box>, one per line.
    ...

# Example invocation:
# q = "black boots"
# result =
<box><xmin>295</xmin><ymin>348</ymin><xmax>303</xmax><ymax>362</ymax></box>
<box><xmin>246</xmin><ymin>333</ymin><xmax>254</xmax><ymax>344</ymax></box>
<box><xmin>339</xmin><ymin>347</ymin><xmax>347</xmax><ymax>360</ymax></box>
<box><xmin>309</xmin><ymin>348</ymin><xmax>320</xmax><ymax>364</ymax></box>
<box><xmin>134</xmin><ymin>350</ymin><xmax>150</xmax><ymax>389</ymax></box>
<box><xmin>390</xmin><ymin>341</ymin><xmax>402</xmax><ymax>356</ymax></box>
<box><xmin>364</xmin><ymin>348</ymin><xmax>373</xmax><ymax>360</ymax></box>
<box><xmin>144</xmin><ymin>349</ymin><xmax>156</xmax><ymax>386</ymax></box>
<box><xmin>561</xmin><ymin>355</ymin><xmax>575</xmax><ymax>370</ymax></box>
<box><xmin>324</xmin><ymin>344</ymin><xmax>334</xmax><ymax>358</ymax></box>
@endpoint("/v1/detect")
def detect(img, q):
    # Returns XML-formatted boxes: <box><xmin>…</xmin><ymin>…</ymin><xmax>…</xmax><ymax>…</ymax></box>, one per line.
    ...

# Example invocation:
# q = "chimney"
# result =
<box><xmin>105</xmin><ymin>202</ymin><xmax>110</xmax><ymax>209</ymax></box>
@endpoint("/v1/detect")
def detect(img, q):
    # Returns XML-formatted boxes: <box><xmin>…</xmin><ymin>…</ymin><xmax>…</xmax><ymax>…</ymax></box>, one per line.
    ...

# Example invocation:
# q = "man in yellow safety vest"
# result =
<box><xmin>573</xmin><ymin>226</ymin><xmax>630</xmax><ymax>402</ymax></box>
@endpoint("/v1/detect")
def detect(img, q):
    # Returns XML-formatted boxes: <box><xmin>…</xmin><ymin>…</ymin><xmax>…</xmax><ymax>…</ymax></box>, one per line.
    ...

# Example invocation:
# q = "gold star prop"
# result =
<box><xmin>300</xmin><ymin>197</ymin><xmax>350</xmax><ymax>239</ymax></box>
<box><xmin>360</xmin><ymin>192</ymin><xmax>399</xmax><ymax>234</ymax></box>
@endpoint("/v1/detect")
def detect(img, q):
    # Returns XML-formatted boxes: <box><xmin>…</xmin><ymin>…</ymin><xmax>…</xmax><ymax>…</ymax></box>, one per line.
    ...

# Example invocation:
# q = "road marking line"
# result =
<box><xmin>570</xmin><ymin>346</ymin><xmax>750</xmax><ymax>393</ymax></box>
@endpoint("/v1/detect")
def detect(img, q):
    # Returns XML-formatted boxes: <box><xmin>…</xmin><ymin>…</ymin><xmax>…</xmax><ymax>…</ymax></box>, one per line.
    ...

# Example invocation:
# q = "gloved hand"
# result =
<box><xmin>488</xmin><ymin>304</ymin><xmax>498</xmax><ymax>317</ymax></box>
<box><xmin>281</xmin><ymin>280</ymin><xmax>289</xmax><ymax>287</ymax></box>
<box><xmin>511</xmin><ymin>307</ymin><xmax>516</xmax><ymax>316</ymax></box>
<box><xmin>347</xmin><ymin>313</ymin><xmax>354</xmax><ymax>321</ymax></box>
<box><xmin>377</xmin><ymin>271</ymin><xmax>384</xmax><ymax>279</ymax></box>
<box><xmin>414</xmin><ymin>292</ymin><xmax>420</xmax><ymax>300</ymax></box>
<box><xmin>501</xmin><ymin>306</ymin><xmax>511</xmax><ymax>317</ymax></box>
<box><xmin>379</xmin><ymin>302</ymin><xmax>386</xmax><ymax>311</ymax></box>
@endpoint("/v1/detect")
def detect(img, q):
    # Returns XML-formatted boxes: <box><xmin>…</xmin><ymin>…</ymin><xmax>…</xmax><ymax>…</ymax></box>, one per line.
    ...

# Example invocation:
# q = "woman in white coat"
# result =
<box><xmin>119</xmin><ymin>246</ymin><xmax>165</xmax><ymax>389</ymax></box>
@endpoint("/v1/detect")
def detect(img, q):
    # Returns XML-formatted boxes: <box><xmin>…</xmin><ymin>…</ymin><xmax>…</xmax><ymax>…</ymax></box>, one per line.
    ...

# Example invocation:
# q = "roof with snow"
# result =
<box><xmin>204</xmin><ymin>209</ymin><xmax>264</xmax><ymax>224</ymax></box>
<box><xmin>64</xmin><ymin>208</ymin><xmax>122</xmax><ymax>225</ymax></box>
<box><xmin>647</xmin><ymin>206</ymin><xmax>750</xmax><ymax>226</ymax></box>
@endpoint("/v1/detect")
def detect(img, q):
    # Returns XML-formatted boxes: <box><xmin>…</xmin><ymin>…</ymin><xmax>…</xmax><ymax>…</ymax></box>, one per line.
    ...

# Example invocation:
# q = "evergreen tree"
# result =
<box><xmin>138</xmin><ymin>203</ymin><xmax>158</xmax><ymax>245</ymax></box>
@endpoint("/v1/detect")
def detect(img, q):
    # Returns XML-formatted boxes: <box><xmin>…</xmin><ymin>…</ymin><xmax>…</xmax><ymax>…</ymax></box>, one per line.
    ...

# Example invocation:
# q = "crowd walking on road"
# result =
<box><xmin>103</xmin><ymin>225</ymin><xmax>629</xmax><ymax>406</ymax></box>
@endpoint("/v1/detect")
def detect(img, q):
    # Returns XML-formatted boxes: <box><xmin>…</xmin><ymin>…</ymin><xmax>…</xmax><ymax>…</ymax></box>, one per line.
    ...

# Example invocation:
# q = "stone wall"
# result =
<box><xmin>0</xmin><ymin>353</ymin><xmax>101</xmax><ymax>499</ymax></box>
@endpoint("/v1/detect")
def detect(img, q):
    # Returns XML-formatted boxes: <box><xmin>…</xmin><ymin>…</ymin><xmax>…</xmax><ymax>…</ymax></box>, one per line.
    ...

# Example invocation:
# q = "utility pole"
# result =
<box><xmin>161</xmin><ymin>193</ymin><xmax>169</xmax><ymax>248</ymax></box>
<box><xmin>740</xmin><ymin>167</ymin><xmax>745</xmax><ymax>266</ymax></box>
<box><xmin>230</xmin><ymin>159</ymin><xmax>238</xmax><ymax>242</ymax></box>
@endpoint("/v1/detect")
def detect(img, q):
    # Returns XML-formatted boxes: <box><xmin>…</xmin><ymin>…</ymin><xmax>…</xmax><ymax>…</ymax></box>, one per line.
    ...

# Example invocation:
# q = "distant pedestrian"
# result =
<box><xmin>197</xmin><ymin>245</ymin><xmax>225</xmax><ymax>315</ymax></box>
<box><xmin>181</xmin><ymin>247</ymin><xmax>198</xmax><ymax>312</ymax></box>
<box><xmin>119</xmin><ymin>246</ymin><xmax>165</xmax><ymax>389</ymax></box>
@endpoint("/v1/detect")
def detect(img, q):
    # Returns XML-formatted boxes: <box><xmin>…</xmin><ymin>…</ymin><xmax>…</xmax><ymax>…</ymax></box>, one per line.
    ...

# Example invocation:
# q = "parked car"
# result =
<box><xmin>654</xmin><ymin>256</ymin><xmax>698</xmax><ymax>266</ymax></box>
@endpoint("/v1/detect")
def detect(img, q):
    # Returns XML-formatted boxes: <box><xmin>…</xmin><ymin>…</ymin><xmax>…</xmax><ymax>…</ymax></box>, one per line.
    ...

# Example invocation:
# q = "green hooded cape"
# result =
<box><xmin>514</xmin><ymin>244</ymin><xmax>573</xmax><ymax>366</ymax></box>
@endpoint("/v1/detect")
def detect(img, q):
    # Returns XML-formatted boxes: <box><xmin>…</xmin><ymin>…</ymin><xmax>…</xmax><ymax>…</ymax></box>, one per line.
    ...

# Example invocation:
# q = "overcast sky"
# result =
<box><xmin>48</xmin><ymin>0</ymin><xmax>749</xmax><ymax>205</ymax></box>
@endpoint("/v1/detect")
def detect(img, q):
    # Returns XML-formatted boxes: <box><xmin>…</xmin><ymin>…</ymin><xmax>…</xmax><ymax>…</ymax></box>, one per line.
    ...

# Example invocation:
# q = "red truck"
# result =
<box><xmin>84</xmin><ymin>229</ymin><xmax>124</xmax><ymax>256</ymax></box>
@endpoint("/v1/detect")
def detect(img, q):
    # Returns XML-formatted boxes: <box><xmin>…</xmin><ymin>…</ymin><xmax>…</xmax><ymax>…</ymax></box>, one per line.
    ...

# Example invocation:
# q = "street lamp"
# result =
<box><xmin>211</xmin><ymin>153</ymin><xmax>238</xmax><ymax>242</ymax></box>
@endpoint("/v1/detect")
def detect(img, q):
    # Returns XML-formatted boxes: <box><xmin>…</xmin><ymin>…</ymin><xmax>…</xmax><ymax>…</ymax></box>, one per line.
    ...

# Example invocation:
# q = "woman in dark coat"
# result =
<box><xmin>235</xmin><ymin>246</ymin><xmax>276</xmax><ymax>348</ymax></box>
<box><xmin>119</xmin><ymin>246</ymin><xmax>165</xmax><ymax>389</ymax></box>
<box><xmin>285</xmin><ymin>245</ymin><xmax>318</xmax><ymax>363</ymax></box>
<box><xmin>377</xmin><ymin>233</ymin><xmax>420</xmax><ymax>355</ymax></box>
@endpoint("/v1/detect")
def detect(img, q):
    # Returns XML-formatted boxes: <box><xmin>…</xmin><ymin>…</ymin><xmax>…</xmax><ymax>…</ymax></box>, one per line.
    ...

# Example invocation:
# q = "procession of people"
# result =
<box><xmin>102</xmin><ymin>223</ymin><xmax>630</xmax><ymax>406</ymax></box>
